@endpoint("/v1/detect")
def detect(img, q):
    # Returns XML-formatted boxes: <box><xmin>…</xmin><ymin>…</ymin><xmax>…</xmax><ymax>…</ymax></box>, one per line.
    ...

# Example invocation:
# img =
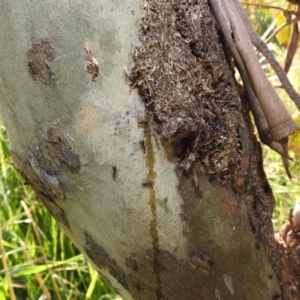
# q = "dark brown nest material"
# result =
<box><xmin>130</xmin><ymin>0</ymin><xmax>245</xmax><ymax>183</ymax></box>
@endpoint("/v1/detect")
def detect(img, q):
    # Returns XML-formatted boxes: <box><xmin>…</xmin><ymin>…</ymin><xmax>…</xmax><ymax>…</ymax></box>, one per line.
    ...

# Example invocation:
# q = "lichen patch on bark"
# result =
<box><xmin>28</xmin><ymin>149</ymin><xmax>66</xmax><ymax>200</ymax></box>
<box><xmin>84</xmin><ymin>232</ymin><xmax>129</xmax><ymax>290</ymax></box>
<box><xmin>25</xmin><ymin>126</ymin><xmax>80</xmax><ymax>200</ymax></box>
<box><xmin>125</xmin><ymin>250</ymin><xmax>206</xmax><ymax>300</ymax></box>
<box><xmin>10</xmin><ymin>150</ymin><xmax>70</xmax><ymax>228</ymax></box>
<box><xmin>9</xmin><ymin>126</ymin><xmax>80</xmax><ymax>227</ymax></box>
<box><xmin>129</xmin><ymin>0</ymin><xmax>244</xmax><ymax>184</ymax></box>
<box><xmin>124</xmin><ymin>251</ymin><xmax>160</xmax><ymax>299</ymax></box>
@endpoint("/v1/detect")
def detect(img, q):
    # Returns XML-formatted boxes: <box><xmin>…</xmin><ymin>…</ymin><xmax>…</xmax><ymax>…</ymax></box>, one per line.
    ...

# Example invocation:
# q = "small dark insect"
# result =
<box><xmin>139</xmin><ymin>140</ymin><xmax>146</xmax><ymax>153</ymax></box>
<box><xmin>137</xmin><ymin>120</ymin><xmax>147</xmax><ymax>128</ymax></box>
<box><xmin>142</xmin><ymin>180</ymin><xmax>154</xmax><ymax>188</ymax></box>
<box><xmin>126</xmin><ymin>255</ymin><xmax>139</xmax><ymax>271</ymax></box>
<box><xmin>112</xmin><ymin>165</ymin><xmax>118</xmax><ymax>180</ymax></box>
<box><xmin>192</xmin><ymin>168</ymin><xmax>199</xmax><ymax>188</ymax></box>
<box><xmin>211</xmin><ymin>68</ymin><xmax>219</xmax><ymax>85</ymax></box>
<box><xmin>27</xmin><ymin>61</ymin><xmax>37</xmax><ymax>75</ymax></box>
<box><xmin>190</xmin><ymin>251</ymin><xmax>213</xmax><ymax>270</ymax></box>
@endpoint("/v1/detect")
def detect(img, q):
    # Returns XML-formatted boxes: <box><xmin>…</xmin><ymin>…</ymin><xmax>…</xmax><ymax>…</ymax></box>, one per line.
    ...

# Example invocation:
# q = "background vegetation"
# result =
<box><xmin>0</xmin><ymin>0</ymin><xmax>299</xmax><ymax>299</ymax></box>
<box><xmin>242</xmin><ymin>0</ymin><xmax>300</xmax><ymax>228</ymax></box>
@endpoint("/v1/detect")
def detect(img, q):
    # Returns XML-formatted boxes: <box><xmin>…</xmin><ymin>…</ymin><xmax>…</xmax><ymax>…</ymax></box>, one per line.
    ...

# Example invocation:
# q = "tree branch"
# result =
<box><xmin>232</xmin><ymin>0</ymin><xmax>300</xmax><ymax>112</ymax></box>
<box><xmin>209</xmin><ymin>0</ymin><xmax>299</xmax><ymax>176</ymax></box>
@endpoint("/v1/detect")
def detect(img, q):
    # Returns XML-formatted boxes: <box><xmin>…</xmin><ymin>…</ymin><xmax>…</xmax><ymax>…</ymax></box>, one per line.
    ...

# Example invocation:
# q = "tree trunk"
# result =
<box><xmin>0</xmin><ymin>0</ymin><xmax>289</xmax><ymax>299</ymax></box>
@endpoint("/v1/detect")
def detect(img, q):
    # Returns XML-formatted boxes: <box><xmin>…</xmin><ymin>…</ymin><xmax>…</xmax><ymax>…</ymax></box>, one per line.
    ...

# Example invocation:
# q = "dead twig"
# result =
<box><xmin>209</xmin><ymin>0</ymin><xmax>299</xmax><ymax>176</ymax></box>
<box><xmin>232</xmin><ymin>0</ymin><xmax>300</xmax><ymax>111</ymax></box>
<box><xmin>240</xmin><ymin>1</ymin><xmax>297</xmax><ymax>15</ymax></box>
<box><xmin>265</xmin><ymin>14</ymin><xmax>300</xmax><ymax>44</ymax></box>
<box><xmin>284</xmin><ymin>5</ymin><xmax>300</xmax><ymax>74</ymax></box>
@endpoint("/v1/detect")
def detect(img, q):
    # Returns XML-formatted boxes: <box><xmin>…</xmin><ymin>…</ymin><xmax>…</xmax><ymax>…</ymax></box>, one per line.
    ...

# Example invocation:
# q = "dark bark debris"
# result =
<box><xmin>27</xmin><ymin>40</ymin><xmax>55</xmax><ymax>84</ymax></box>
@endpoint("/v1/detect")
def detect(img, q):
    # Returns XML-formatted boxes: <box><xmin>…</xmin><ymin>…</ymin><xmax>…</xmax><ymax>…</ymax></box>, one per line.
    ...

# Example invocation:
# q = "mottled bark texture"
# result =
<box><xmin>0</xmin><ymin>0</ymin><xmax>290</xmax><ymax>299</ymax></box>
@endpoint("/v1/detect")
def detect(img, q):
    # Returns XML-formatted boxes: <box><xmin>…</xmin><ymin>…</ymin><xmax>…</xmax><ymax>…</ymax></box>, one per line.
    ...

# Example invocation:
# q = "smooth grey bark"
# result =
<box><xmin>0</xmin><ymin>1</ymin><xmax>289</xmax><ymax>299</ymax></box>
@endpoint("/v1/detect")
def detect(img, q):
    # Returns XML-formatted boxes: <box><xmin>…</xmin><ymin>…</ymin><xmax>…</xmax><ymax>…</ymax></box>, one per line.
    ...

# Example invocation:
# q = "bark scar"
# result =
<box><xmin>28</xmin><ymin>150</ymin><xmax>65</xmax><ymax>199</ymax></box>
<box><xmin>47</xmin><ymin>126</ymin><xmax>80</xmax><ymax>170</ymax></box>
<box><xmin>27</xmin><ymin>40</ymin><xmax>55</xmax><ymax>85</ymax></box>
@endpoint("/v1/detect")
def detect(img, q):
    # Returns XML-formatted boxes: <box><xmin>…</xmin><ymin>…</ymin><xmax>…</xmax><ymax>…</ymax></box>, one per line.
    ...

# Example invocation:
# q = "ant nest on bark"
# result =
<box><xmin>130</xmin><ymin>0</ymin><xmax>244</xmax><ymax>184</ymax></box>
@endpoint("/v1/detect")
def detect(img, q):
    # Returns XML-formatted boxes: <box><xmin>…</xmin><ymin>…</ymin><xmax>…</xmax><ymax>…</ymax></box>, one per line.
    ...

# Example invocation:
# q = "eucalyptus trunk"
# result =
<box><xmin>0</xmin><ymin>1</ymin><xmax>289</xmax><ymax>299</ymax></box>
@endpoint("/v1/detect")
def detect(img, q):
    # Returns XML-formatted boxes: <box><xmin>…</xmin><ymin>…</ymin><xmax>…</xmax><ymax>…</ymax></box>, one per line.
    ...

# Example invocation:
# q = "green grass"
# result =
<box><xmin>242</xmin><ymin>0</ymin><xmax>300</xmax><ymax>228</ymax></box>
<box><xmin>263</xmin><ymin>144</ymin><xmax>300</xmax><ymax>230</ymax></box>
<box><xmin>0</xmin><ymin>125</ymin><xmax>119</xmax><ymax>300</ymax></box>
